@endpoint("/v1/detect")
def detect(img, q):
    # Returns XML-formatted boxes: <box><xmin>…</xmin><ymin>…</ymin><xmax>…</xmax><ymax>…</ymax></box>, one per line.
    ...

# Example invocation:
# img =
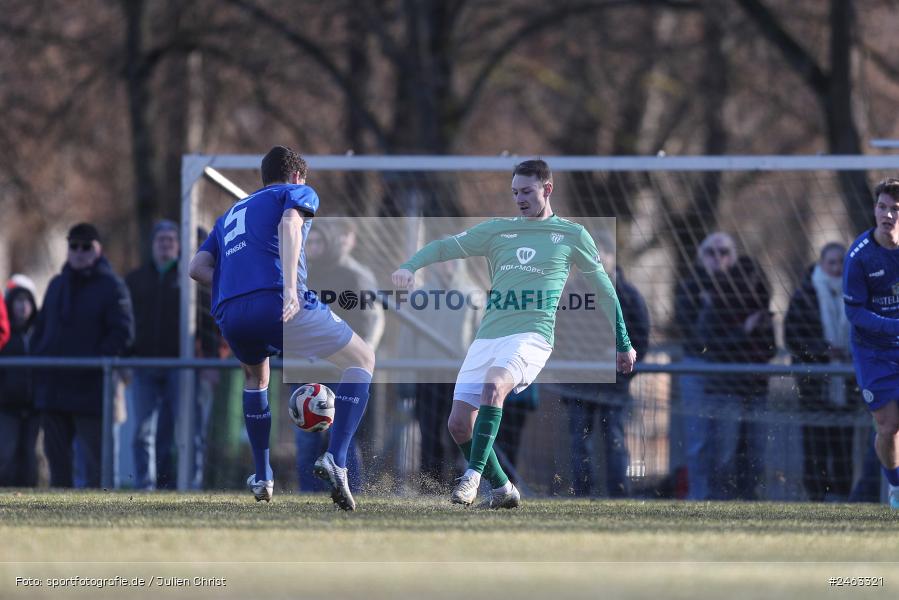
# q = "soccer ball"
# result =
<box><xmin>288</xmin><ymin>383</ymin><xmax>336</xmax><ymax>432</ymax></box>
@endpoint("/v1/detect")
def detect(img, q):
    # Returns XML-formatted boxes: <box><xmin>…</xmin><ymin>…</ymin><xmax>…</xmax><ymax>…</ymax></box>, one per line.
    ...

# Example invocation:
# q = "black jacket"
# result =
<box><xmin>784</xmin><ymin>265</ymin><xmax>857</xmax><ymax>411</ymax></box>
<box><xmin>557</xmin><ymin>267</ymin><xmax>650</xmax><ymax>401</ymax></box>
<box><xmin>695</xmin><ymin>256</ymin><xmax>776</xmax><ymax>396</ymax></box>
<box><xmin>0</xmin><ymin>286</ymin><xmax>38</xmax><ymax>412</ymax></box>
<box><xmin>673</xmin><ymin>268</ymin><xmax>713</xmax><ymax>358</ymax></box>
<box><xmin>615</xmin><ymin>268</ymin><xmax>650</xmax><ymax>391</ymax></box>
<box><xmin>33</xmin><ymin>257</ymin><xmax>134</xmax><ymax>416</ymax></box>
<box><xmin>125</xmin><ymin>262</ymin><xmax>180</xmax><ymax>357</ymax></box>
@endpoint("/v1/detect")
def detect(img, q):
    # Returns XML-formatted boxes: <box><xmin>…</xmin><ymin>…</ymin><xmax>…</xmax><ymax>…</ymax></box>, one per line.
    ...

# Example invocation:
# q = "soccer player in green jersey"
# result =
<box><xmin>392</xmin><ymin>159</ymin><xmax>637</xmax><ymax>508</ymax></box>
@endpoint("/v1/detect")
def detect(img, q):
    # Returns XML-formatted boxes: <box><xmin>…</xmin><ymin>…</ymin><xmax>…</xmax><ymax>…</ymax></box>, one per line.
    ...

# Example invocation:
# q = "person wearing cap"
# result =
<box><xmin>0</xmin><ymin>275</ymin><xmax>39</xmax><ymax>485</ymax></box>
<box><xmin>31</xmin><ymin>223</ymin><xmax>134</xmax><ymax>488</ymax></box>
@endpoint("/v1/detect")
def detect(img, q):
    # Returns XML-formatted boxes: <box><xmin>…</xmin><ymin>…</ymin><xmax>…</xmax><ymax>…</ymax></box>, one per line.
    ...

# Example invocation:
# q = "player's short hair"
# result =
<box><xmin>873</xmin><ymin>177</ymin><xmax>899</xmax><ymax>202</ymax></box>
<box><xmin>261</xmin><ymin>146</ymin><xmax>307</xmax><ymax>185</ymax></box>
<box><xmin>513</xmin><ymin>159</ymin><xmax>552</xmax><ymax>184</ymax></box>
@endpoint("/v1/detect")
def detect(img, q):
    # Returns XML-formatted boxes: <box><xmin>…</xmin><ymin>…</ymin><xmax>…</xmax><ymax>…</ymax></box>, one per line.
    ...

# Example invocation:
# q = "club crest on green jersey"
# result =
<box><xmin>517</xmin><ymin>247</ymin><xmax>536</xmax><ymax>264</ymax></box>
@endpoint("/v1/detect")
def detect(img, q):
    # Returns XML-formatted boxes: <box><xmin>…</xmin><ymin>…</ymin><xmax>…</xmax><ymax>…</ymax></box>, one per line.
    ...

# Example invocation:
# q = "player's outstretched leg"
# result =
<box><xmin>450</xmin><ymin>401</ymin><xmax>520</xmax><ymax>509</ymax></box>
<box><xmin>242</xmin><ymin>361</ymin><xmax>274</xmax><ymax>502</ymax></box>
<box><xmin>448</xmin><ymin>368</ymin><xmax>517</xmax><ymax>507</ymax></box>
<box><xmin>317</xmin><ymin>333</ymin><xmax>376</xmax><ymax>511</ymax></box>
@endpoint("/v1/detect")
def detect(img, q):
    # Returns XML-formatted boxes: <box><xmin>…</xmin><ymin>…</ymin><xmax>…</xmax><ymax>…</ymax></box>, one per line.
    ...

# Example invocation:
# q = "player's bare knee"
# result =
<box><xmin>480</xmin><ymin>383</ymin><xmax>506</xmax><ymax>408</ymax></box>
<box><xmin>332</xmin><ymin>336</ymin><xmax>375</xmax><ymax>373</ymax></box>
<box><xmin>242</xmin><ymin>365</ymin><xmax>269</xmax><ymax>390</ymax></box>
<box><xmin>357</xmin><ymin>342</ymin><xmax>376</xmax><ymax>373</ymax></box>
<box><xmin>873</xmin><ymin>404</ymin><xmax>899</xmax><ymax>438</ymax></box>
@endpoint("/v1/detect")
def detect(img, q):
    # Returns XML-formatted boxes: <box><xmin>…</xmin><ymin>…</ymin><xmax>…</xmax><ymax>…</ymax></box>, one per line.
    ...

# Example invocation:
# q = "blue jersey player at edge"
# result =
<box><xmin>189</xmin><ymin>146</ymin><xmax>374</xmax><ymax>511</ymax></box>
<box><xmin>844</xmin><ymin>177</ymin><xmax>899</xmax><ymax>509</ymax></box>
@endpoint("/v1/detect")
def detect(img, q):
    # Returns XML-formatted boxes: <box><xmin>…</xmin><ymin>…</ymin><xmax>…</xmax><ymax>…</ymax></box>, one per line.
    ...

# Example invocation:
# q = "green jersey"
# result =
<box><xmin>400</xmin><ymin>215</ymin><xmax>631</xmax><ymax>351</ymax></box>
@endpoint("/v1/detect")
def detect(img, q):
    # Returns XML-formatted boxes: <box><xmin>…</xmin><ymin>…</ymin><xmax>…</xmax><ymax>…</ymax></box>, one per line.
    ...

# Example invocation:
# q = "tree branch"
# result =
<box><xmin>734</xmin><ymin>0</ymin><xmax>829</xmax><ymax>95</ymax></box>
<box><xmin>457</xmin><ymin>0</ymin><xmax>698</xmax><ymax>122</ymax></box>
<box><xmin>224</xmin><ymin>0</ymin><xmax>388</xmax><ymax>149</ymax></box>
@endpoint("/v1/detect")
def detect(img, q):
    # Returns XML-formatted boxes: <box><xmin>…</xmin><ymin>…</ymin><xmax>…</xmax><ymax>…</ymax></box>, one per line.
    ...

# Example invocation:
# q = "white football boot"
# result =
<box><xmin>314</xmin><ymin>451</ymin><xmax>356</xmax><ymax>511</ymax></box>
<box><xmin>488</xmin><ymin>484</ymin><xmax>521</xmax><ymax>509</ymax></box>
<box><xmin>246</xmin><ymin>474</ymin><xmax>274</xmax><ymax>502</ymax></box>
<box><xmin>451</xmin><ymin>473</ymin><xmax>480</xmax><ymax>506</ymax></box>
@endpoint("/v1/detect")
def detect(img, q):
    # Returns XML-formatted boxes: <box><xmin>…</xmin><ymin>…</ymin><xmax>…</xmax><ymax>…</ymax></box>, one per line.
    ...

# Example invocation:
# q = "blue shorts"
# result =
<box><xmin>851</xmin><ymin>343</ymin><xmax>899</xmax><ymax>411</ymax></box>
<box><xmin>217</xmin><ymin>291</ymin><xmax>353</xmax><ymax>366</ymax></box>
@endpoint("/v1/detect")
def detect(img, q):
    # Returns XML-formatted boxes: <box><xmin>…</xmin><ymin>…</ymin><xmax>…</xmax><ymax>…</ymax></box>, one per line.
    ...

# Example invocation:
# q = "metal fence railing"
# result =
<box><xmin>0</xmin><ymin>357</ymin><xmax>865</xmax><ymax>494</ymax></box>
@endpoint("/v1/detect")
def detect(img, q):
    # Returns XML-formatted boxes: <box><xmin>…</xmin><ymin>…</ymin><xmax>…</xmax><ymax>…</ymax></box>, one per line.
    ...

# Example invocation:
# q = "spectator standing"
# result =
<box><xmin>0</xmin><ymin>275</ymin><xmax>39</xmax><ymax>485</ymax></box>
<box><xmin>785</xmin><ymin>242</ymin><xmax>855</xmax><ymax>501</ymax></box>
<box><xmin>689</xmin><ymin>238</ymin><xmax>775</xmax><ymax>500</ymax></box>
<box><xmin>558</xmin><ymin>233</ymin><xmax>650</xmax><ymax>497</ymax></box>
<box><xmin>125</xmin><ymin>220</ymin><xmax>195</xmax><ymax>490</ymax></box>
<box><xmin>33</xmin><ymin>223</ymin><xmax>134</xmax><ymax>488</ymax></box>
<box><xmin>672</xmin><ymin>233</ymin><xmax>730</xmax><ymax>498</ymax></box>
<box><xmin>125</xmin><ymin>220</ymin><xmax>182</xmax><ymax>490</ymax></box>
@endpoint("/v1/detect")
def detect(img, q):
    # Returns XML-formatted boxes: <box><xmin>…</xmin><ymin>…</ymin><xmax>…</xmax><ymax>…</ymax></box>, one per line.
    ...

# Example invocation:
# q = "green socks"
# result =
<box><xmin>457</xmin><ymin>438</ymin><xmax>509</xmax><ymax>489</ymax></box>
<box><xmin>461</xmin><ymin>405</ymin><xmax>508</xmax><ymax>487</ymax></box>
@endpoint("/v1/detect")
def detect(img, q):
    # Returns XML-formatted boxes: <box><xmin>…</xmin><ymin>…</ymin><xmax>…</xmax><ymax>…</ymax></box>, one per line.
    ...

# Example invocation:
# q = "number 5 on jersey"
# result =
<box><xmin>224</xmin><ymin>197</ymin><xmax>250</xmax><ymax>245</ymax></box>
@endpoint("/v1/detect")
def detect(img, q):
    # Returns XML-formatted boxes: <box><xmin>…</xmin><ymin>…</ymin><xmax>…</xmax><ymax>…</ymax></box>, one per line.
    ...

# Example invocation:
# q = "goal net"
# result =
<box><xmin>184</xmin><ymin>154</ymin><xmax>899</xmax><ymax>501</ymax></box>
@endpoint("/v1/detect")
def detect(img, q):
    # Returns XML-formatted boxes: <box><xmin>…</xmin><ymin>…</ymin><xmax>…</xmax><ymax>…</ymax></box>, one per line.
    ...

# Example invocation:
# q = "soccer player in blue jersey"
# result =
<box><xmin>188</xmin><ymin>146</ymin><xmax>374</xmax><ymax>511</ymax></box>
<box><xmin>844</xmin><ymin>177</ymin><xmax>899</xmax><ymax>509</ymax></box>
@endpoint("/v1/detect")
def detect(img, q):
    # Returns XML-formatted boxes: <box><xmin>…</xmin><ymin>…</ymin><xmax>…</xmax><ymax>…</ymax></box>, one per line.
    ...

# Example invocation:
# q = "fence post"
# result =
<box><xmin>101</xmin><ymin>360</ymin><xmax>115</xmax><ymax>489</ymax></box>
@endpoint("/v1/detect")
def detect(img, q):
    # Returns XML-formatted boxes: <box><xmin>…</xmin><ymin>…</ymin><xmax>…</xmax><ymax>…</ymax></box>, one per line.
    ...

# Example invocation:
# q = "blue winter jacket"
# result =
<box><xmin>32</xmin><ymin>257</ymin><xmax>134</xmax><ymax>416</ymax></box>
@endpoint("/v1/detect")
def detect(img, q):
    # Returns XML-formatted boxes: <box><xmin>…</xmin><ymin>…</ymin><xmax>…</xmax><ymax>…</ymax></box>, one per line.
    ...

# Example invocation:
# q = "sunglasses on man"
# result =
<box><xmin>68</xmin><ymin>242</ymin><xmax>94</xmax><ymax>252</ymax></box>
<box><xmin>702</xmin><ymin>247</ymin><xmax>732</xmax><ymax>257</ymax></box>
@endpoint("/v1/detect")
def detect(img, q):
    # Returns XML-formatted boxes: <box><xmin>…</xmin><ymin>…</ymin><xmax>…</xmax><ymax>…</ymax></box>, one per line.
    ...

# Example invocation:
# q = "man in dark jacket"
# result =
<box><xmin>691</xmin><ymin>245</ymin><xmax>776</xmax><ymax>500</ymax></box>
<box><xmin>785</xmin><ymin>242</ymin><xmax>855</xmax><ymax>501</ymax></box>
<box><xmin>33</xmin><ymin>223</ymin><xmax>134</xmax><ymax>488</ymax></box>
<box><xmin>558</xmin><ymin>234</ymin><xmax>650</xmax><ymax>497</ymax></box>
<box><xmin>125</xmin><ymin>220</ymin><xmax>181</xmax><ymax>490</ymax></box>
<box><xmin>0</xmin><ymin>276</ymin><xmax>39</xmax><ymax>485</ymax></box>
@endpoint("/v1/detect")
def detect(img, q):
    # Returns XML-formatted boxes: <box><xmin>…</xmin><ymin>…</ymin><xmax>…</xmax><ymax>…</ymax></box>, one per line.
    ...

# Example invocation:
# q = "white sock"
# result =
<box><xmin>463</xmin><ymin>469</ymin><xmax>481</xmax><ymax>484</ymax></box>
<box><xmin>493</xmin><ymin>481</ymin><xmax>513</xmax><ymax>495</ymax></box>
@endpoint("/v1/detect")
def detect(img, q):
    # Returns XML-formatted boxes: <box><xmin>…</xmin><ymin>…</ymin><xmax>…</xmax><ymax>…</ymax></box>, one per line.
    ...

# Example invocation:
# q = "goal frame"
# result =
<box><xmin>176</xmin><ymin>153</ymin><xmax>899</xmax><ymax>490</ymax></box>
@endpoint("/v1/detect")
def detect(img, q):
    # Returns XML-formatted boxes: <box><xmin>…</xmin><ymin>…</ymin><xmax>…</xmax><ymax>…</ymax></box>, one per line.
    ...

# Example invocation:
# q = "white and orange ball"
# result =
<box><xmin>288</xmin><ymin>383</ymin><xmax>336</xmax><ymax>432</ymax></box>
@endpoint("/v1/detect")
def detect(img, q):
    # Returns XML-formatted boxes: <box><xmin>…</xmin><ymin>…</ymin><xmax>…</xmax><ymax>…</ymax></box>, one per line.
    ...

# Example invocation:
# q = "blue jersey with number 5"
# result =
<box><xmin>200</xmin><ymin>183</ymin><xmax>319</xmax><ymax>315</ymax></box>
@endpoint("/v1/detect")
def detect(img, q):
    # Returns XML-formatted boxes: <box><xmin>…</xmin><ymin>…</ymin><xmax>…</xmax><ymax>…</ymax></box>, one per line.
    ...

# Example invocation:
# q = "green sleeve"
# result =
<box><xmin>400</xmin><ymin>238</ymin><xmax>468</xmax><ymax>272</ymax></box>
<box><xmin>571</xmin><ymin>226</ymin><xmax>631</xmax><ymax>352</ymax></box>
<box><xmin>400</xmin><ymin>220</ymin><xmax>495</xmax><ymax>272</ymax></box>
<box><xmin>583</xmin><ymin>269</ymin><xmax>632</xmax><ymax>353</ymax></box>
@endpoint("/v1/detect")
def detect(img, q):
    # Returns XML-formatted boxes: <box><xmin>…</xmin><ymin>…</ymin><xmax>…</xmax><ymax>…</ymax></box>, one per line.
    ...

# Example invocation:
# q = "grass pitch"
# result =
<box><xmin>1</xmin><ymin>490</ymin><xmax>897</xmax><ymax>599</ymax></box>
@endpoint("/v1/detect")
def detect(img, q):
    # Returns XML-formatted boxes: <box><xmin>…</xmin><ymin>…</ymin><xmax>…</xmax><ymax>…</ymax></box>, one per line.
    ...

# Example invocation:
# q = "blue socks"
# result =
<box><xmin>243</xmin><ymin>388</ymin><xmax>273</xmax><ymax>482</ymax></box>
<box><xmin>882</xmin><ymin>465</ymin><xmax>899</xmax><ymax>487</ymax></box>
<box><xmin>327</xmin><ymin>368</ymin><xmax>373</xmax><ymax>468</ymax></box>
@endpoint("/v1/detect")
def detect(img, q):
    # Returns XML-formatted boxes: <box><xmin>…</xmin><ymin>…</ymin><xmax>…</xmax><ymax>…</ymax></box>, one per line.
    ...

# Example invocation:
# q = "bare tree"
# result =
<box><xmin>736</xmin><ymin>0</ymin><xmax>871</xmax><ymax>232</ymax></box>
